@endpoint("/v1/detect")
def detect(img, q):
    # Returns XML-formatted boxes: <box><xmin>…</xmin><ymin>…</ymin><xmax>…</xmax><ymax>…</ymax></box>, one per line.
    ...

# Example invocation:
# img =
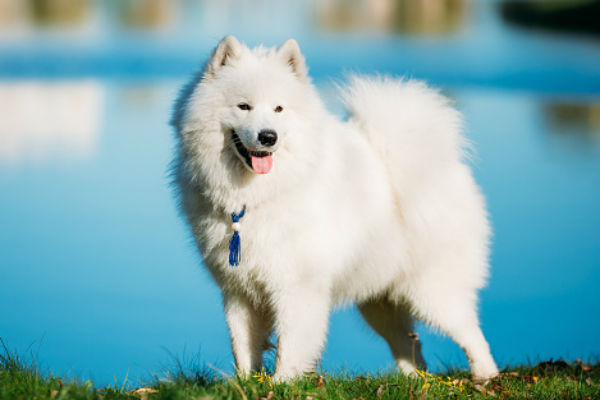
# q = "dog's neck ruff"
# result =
<box><xmin>228</xmin><ymin>205</ymin><xmax>246</xmax><ymax>266</ymax></box>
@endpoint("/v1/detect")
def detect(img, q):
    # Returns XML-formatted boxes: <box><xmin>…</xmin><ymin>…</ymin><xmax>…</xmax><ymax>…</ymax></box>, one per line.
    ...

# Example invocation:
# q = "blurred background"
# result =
<box><xmin>0</xmin><ymin>0</ymin><xmax>599</xmax><ymax>386</ymax></box>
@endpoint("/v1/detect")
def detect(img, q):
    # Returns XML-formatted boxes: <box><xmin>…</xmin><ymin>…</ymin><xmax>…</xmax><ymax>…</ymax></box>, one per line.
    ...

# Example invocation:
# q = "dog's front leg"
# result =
<box><xmin>223</xmin><ymin>293</ymin><xmax>271</xmax><ymax>375</ymax></box>
<box><xmin>272</xmin><ymin>286</ymin><xmax>330</xmax><ymax>381</ymax></box>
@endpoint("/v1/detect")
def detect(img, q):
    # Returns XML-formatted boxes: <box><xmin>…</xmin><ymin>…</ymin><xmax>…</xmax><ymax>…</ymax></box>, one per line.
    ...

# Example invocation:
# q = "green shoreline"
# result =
<box><xmin>2</xmin><ymin>339</ymin><xmax>598</xmax><ymax>400</ymax></box>
<box><xmin>2</xmin><ymin>350</ymin><xmax>598</xmax><ymax>400</ymax></box>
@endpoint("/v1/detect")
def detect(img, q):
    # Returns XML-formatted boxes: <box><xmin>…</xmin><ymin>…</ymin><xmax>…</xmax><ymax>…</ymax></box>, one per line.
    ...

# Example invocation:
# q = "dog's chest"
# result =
<box><xmin>199</xmin><ymin>201</ymin><xmax>333</xmax><ymax>288</ymax></box>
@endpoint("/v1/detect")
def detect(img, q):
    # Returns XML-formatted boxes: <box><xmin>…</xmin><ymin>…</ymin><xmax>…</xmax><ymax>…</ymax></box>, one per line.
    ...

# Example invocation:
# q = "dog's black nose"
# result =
<box><xmin>257</xmin><ymin>129</ymin><xmax>278</xmax><ymax>147</ymax></box>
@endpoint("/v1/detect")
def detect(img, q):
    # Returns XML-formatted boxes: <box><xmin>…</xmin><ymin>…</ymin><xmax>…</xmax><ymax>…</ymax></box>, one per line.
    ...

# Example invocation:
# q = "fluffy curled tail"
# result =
<box><xmin>339</xmin><ymin>76</ymin><xmax>490</xmax><ymax>290</ymax></box>
<box><xmin>340</xmin><ymin>75</ymin><xmax>470</xmax><ymax>191</ymax></box>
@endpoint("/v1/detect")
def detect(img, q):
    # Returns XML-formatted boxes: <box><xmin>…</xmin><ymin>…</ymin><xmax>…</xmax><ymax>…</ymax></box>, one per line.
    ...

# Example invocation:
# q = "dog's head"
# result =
<box><xmin>174</xmin><ymin>36</ymin><xmax>324</xmax><ymax>202</ymax></box>
<box><xmin>206</xmin><ymin>36</ymin><xmax>310</xmax><ymax>175</ymax></box>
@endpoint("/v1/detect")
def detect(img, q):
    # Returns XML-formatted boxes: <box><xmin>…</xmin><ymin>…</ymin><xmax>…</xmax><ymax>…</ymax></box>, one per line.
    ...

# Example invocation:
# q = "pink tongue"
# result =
<box><xmin>251</xmin><ymin>154</ymin><xmax>273</xmax><ymax>174</ymax></box>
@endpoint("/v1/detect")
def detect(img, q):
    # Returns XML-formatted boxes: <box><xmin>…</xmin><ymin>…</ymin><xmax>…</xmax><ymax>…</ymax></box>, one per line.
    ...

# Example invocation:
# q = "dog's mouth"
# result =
<box><xmin>232</xmin><ymin>132</ymin><xmax>273</xmax><ymax>174</ymax></box>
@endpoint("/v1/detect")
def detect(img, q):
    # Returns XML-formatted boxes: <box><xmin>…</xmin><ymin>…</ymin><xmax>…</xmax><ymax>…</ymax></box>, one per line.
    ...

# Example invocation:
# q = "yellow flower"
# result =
<box><xmin>252</xmin><ymin>368</ymin><xmax>272</xmax><ymax>386</ymax></box>
<box><xmin>415</xmin><ymin>370</ymin><xmax>465</xmax><ymax>393</ymax></box>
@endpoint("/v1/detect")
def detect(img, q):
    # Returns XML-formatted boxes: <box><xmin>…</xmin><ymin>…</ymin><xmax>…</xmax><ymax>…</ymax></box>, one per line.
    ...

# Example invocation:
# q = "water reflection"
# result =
<box><xmin>118</xmin><ymin>84</ymin><xmax>165</xmax><ymax>110</ymax></box>
<box><xmin>28</xmin><ymin>0</ymin><xmax>91</xmax><ymax>26</ymax></box>
<box><xmin>119</xmin><ymin>0</ymin><xmax>174</xmax><ymax>30</ymax></box>
<box><xmin>0</xmin><ymin>0</ymin><xmax>92</xmax><ymax>32</ymax></box>
<box><xmin>0</xmin><ymin>0</ymin><xmax>471</xmax><ymax>36</ymax></box>
<box><xmin>545</xmin><ymin>102</ymin><xmax>600</xmax><ymax>134</ymax></box>
<box><xmin>0</xmin><ymin>81</ymin><xmax>103</xmax><ymax>164</ymax></box>
<box><xmin>0</xmin><ymin>0</ymin><xmax>175</xmax><ymax>32</ymax></box>
<box><xmin>2</xmin><ymin>0</ymin><xmax>599</xmax><ymax>40</ymax></box>
<box><xmin>315</xmin><ymin>0</ymin><xmax>467</xmax><ymax>35</ymax></box>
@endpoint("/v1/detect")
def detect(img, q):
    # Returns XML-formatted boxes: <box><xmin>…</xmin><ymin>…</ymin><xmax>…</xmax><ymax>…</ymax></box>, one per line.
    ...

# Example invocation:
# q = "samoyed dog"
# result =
<box><xmin>172</xmin><ymin>35</ymin><xmax>498</xmax><ymax>381</ymax></box>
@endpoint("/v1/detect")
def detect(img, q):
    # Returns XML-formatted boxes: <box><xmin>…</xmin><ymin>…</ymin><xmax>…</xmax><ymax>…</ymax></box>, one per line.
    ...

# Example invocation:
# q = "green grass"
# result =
<box><xmin>2</xmin><ymin>342</ymin><xmax>598</xmax><ymax>399</ymax></box>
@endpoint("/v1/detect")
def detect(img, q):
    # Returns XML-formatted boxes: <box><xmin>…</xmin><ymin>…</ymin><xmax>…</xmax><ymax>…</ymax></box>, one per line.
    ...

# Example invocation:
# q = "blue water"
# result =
<box><xmin>0</xmin><ymin>1</ymin><xmax>599</xmax><ymax>386</ymax></box>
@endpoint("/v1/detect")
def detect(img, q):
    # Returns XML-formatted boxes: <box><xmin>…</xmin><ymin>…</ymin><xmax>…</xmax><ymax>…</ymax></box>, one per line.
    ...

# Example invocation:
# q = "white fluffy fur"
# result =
<box><xmin>172</xmin><ymin>36</ymin><xmax>498</xmax><ymax>381</ymax></box>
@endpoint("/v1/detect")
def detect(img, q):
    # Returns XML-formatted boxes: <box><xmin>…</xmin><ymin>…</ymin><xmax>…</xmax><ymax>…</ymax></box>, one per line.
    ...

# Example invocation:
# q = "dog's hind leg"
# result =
<box><xmin>224</xmin><ymin>293</ymin><xmax>273</xmax><ymax>375</ymax></box>
<box><xmin>403</xmin><ymin>277</ymin><xmax>498</xmax><ymax>380</ymax></box>
<box><xmin>358</xmin><ymin>297</ymin><xmax>426</xmax><ymax>375</ymax></box>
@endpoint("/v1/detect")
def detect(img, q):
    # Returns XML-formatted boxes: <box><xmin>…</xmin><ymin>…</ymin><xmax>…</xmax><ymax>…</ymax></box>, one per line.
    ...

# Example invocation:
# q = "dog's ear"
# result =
<box><xmin>206</xmin><ymin>35</ymin><xmax>242</xmax><ymax>78</ymax></box>
<box><xmin>278</xmin><ymin>39</ymin><xmax>308</xmax><ymax>81</ymax></box>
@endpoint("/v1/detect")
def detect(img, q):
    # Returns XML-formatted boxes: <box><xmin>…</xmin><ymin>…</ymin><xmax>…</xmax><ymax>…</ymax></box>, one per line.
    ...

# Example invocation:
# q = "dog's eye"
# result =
<box><xmin>237</xmin><ymin>103</ymin><xmax>252</xmax><ymax>111</ymax></box>
<box><xmin>274</xmin><ymin>105</ymin><xmax>283</xmax><ymax>113</ymax></box>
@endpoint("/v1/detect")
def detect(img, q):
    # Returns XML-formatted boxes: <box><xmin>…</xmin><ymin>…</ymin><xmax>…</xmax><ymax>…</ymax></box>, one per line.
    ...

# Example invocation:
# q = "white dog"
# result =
<box><xmin>172</xmin><ymin>35</ymin><xmax>498</xmax><ymax>381</ymax></box>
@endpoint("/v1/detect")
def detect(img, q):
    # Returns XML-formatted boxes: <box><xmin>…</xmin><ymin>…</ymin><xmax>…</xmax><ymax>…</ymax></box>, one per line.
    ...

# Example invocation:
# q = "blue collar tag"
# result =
<box><xmin>228</xmin><ymin>206</ymin><xmax>246</xmax><ymax>266</ymax></box>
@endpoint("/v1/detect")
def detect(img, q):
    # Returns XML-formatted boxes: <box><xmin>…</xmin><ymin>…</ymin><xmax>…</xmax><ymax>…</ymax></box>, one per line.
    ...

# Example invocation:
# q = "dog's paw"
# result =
<box><xmin>271</xmin><ymin>373</ymin><xmax>292</xmax><ymax>384</ymax></box>
<box><xmin>471</xmin><ymin>367</ymin><xmax>499</xmax><ymax>384</ymax></box>
<box><xmin>272</xmin><ymin>366</ymin><xmax>311</xmax><ymax>384</ymax></box>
